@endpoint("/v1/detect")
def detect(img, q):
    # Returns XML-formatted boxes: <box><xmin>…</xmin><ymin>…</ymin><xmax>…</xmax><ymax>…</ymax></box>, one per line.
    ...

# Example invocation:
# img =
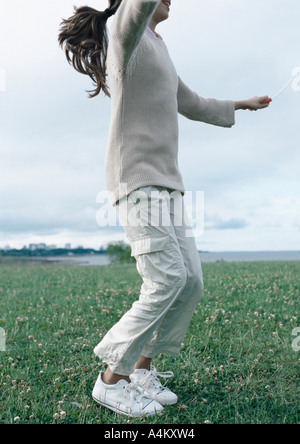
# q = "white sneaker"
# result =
<box><xmin>130</xmin><ymin>366</ymin><xmax>178</xmax><ymax>406</ymax></box>
<box><xmin>92</xmin><ymin>372</ymin><xmax>164</xmax><ymax>418</ymax></box>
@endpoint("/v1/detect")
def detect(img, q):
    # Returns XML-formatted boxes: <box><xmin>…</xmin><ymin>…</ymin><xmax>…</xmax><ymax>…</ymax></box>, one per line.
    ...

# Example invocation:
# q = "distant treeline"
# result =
<box><xmin>0</xmin><ymin>242</ymin><xmax>134</xmax><ymax>264</ymax></box>
<box><xmin>0</xmin><ymin>247</ymin><xmax>107</xmax><ymax>257</ymax></box>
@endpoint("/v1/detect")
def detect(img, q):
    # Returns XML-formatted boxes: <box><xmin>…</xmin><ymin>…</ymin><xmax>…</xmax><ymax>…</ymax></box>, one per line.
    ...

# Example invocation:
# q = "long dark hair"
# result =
<box><xmin>58</xmin><ymin>1</ymin><xmax>122</xmax><ymax>98</ymax></box>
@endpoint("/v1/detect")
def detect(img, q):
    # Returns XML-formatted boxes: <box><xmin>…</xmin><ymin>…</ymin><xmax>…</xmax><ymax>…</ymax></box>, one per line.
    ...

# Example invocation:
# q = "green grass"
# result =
<box><xmin>0</xmin><ymin>260</ymin><xmax>299</xmax><ymax>424</ymax></box>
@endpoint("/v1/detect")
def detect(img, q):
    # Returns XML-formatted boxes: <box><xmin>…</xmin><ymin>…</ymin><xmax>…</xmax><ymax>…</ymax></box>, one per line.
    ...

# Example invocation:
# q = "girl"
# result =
<box><xmin>58</xmin><ymin>0</ymin><xmax>271</xmax><ymax>418</ymax></box>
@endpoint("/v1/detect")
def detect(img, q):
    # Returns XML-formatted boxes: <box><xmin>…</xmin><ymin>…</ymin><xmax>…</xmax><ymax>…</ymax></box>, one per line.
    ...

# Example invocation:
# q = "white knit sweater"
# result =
<box><xmin>105</xmin><ymin>0</ymin><xmax>235</xmax><ymax>205</ymax></box>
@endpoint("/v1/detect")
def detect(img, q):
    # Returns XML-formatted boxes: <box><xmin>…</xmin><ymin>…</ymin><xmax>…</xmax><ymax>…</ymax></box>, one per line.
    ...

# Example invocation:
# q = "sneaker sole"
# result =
<box><xmin>92</xmin><ymin>394</ymin><xmax>163</xmax><ymax>418</ymax></box>
<box><xmin>158</xmin><ymin>398</ymin><xmax>178</xmax><ymax>406</ymax></box>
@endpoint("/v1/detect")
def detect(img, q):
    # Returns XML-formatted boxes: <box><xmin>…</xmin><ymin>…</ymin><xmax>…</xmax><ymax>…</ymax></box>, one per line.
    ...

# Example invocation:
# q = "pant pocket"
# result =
<box><xmin>130</xmin><ymin>235</ymin><xmax>187</xmax><ymax>289</ymax></box>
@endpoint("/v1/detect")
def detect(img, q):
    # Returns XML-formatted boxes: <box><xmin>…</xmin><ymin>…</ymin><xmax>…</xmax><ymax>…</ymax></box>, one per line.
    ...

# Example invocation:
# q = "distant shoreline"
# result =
<box><xmin>0</xmin><ymin>251</ymin><xmax>299</xmax><ymax>266</ymax></box>
<box><xmin>199</xmin><ymin>250</ymin><xmax>300</xmax><ymax>263</ymax></box>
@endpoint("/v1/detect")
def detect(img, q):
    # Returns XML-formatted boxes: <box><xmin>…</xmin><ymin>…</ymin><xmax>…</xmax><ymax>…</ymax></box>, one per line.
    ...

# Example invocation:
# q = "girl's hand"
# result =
<box><xmin>235</xmin><ymin>96</ymin><xmax>272</xmax><ymax>111</ymax></box>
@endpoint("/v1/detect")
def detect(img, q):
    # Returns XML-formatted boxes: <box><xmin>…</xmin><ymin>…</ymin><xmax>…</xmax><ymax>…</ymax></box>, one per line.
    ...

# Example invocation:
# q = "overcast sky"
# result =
<box><xmin>0</xmin><ymin>0</ymin><xmax>299</xmax><ymax>251</ymax></box>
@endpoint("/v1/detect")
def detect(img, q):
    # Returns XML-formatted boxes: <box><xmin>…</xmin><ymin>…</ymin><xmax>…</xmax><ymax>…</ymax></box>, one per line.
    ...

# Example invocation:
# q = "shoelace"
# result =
<box><xmin>139</xmin><ymin>366</ymin><xmax>174</xmax><ymax>395</ymax></box>
<box><xmin>123</xmin><ymin>382</ymin><xmax>144</xmax><ymax>405</ymax></box>
<box><xmin>151</xmin><ymin>366</ymin><xmax>174</xmax><ymax>381</ymax></box>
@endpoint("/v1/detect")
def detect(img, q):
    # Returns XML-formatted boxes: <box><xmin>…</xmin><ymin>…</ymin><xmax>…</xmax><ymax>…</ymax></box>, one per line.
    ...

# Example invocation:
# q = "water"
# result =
<box><xmin>199</xmin><ymin>251</ymin><xmax>300</xmax><ymax>263</ymax></box>
<box><xmin>35</xmin><ymin>251</ymin><xmax>299</xmax><ymax>266</ymax></box>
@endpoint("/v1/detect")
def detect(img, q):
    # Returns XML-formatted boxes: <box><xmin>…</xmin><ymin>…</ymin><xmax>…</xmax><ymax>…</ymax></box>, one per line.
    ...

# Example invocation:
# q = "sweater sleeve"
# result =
<box><xmin>177</xmin><ymin>77</ymin><xmax>235</xmax><ymax>128</ymax></box>
<box><xmin>110</xmin><ymin>0</ymin><xmax>159</xmax><ymax>70</ymax></box>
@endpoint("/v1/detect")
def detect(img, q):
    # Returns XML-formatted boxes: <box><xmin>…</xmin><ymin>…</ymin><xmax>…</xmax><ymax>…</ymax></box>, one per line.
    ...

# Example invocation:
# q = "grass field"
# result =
<box><xmin>0</xmin><ymin>260</ymin><xmax>299</xmax><ymax>424</ymax></box>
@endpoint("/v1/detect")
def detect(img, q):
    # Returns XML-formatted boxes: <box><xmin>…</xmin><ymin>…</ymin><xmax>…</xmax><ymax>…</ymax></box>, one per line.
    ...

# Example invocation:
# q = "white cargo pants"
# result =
<box><xmin>94</xmin><ymin>186</ymin><xmax>204</xmax><ymax>376</ymax></box>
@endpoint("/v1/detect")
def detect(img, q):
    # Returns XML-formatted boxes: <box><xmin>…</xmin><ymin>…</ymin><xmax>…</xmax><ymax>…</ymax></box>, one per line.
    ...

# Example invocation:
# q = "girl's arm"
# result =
<box><xmin>111</xmin><ymin>0</ymin><xmax>159</xmax><ymax>70</ymax></box>
<box><xmin>177</xmin><ymin>77</ymin><xmax>235</xmax><ymax>128</ymax></box>
<box><xmin>177</xmin><ymin>77</ymin><xmax>272</xmax><ymax>125</ymax></box>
